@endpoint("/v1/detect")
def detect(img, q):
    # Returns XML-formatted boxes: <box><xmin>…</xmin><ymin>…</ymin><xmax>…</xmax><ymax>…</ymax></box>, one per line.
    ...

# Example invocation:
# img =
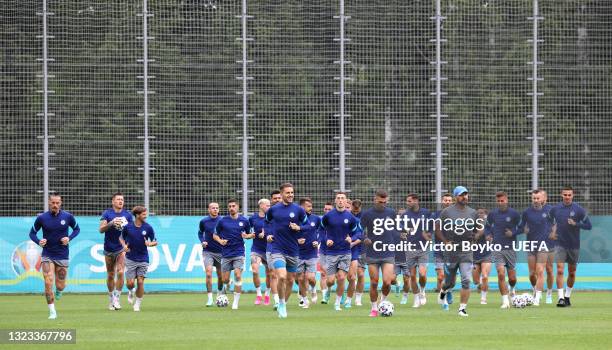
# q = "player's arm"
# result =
<box><xmin>517</xmin><ymin>210</ymin><xmax>528</xmax><ymax>235</ymax></box>
<box><xmin>212</xmin><ymin>223</ymin><xmax>228</xmax><ymax>245</ymax></box>
<box><xmin>68</xmin><ymin>215</ymin><xmax>81</xmax><ymax>241</ymax></box>
<box><xmin>350</xmin><ymin>226</ymin><xmax>362</xmax><ymax>248</ymax></box>
<box><xmin>119</xmin><ymin>230</ymin><xmax>129</xmax><ymax>252</ymax></box>
<box><xmin>509</xmin><ymin>211</ymin><xmax>521</xmax><ymax>237</ymax></box>
<box><xmin>575</xmin><ymin>209</ymin><xmax>592</xmax><ymax>230</ymax></box>
<box><xmin>145</xmin><ymin>228</ymin><xmax>157</xmax><ymax>247</ymax></box>
<box><xmin>434</xmin><ymin>215</ymin><xmax>448</xmax><ymax>245</ymax></box>
<box><xmin>29</xmin><ymin>216</ymin><xmax>45</xmax><ymax>247</ymax></box>
<box><xmin>99</xmin><ymin>212</ymin><xmax>115</xmax><ymax>233</ymax></box>
<box><xmin>242</xmin><ymin>220</ymin><xmax>255</xmax><ymax>239</ymax></box>
<box><xmin>197</xmin><ymin>221</ymin><xmax>208</xmax><ymax>248</ymax></box>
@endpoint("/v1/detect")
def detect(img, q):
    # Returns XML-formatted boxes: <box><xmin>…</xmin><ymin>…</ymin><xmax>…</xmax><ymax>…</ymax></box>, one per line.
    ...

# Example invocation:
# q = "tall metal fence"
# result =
<box><xmin>2</xmin><ymin>0</ymin><xmax>611</xmax><ymax>216</ymax></box>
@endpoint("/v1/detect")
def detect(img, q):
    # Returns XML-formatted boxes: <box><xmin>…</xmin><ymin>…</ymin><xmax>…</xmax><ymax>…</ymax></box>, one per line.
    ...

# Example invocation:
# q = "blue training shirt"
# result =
<box><xmin>101</xmin><ymin>208</ymin><xmax>133</xmax><ymax>253</ymax></box>
<box><xmin>122</xmin><ymin>221</ymin><xmax>155</xmax><ymax>263</ymax></box>
<box><xmin>198</xmin><ymin>215</ymin><xmax>223</xmax><ymax>253</ymax></box>
<box><xmin>249</xmin><ymin>213</ymin><xmax>267</xmax><ymax>255</ymax></box>
<box><xmin>298</xmin><ymin>214</ymin><xmax>320</xmax><ymax>260</ymax></box>
<box><xmin>214</xmin><ymin>215</ymin><xmax>251</xmax><ymax>258</ymax></box>
<box><xmin>265</xmin><ymin>202</ymin><xmax>307</xmax><ymax>257</ymax></box>
<box><xmin>486</xmin><ymin>207</ymin><xmax>522</xmax><ymax>248</ymax></box>
<box><xmin>402</xmin><ymin>207</ymin><xmax>431</xmax><ymax>246</ymax></box>
<box><xmin>518</xmin><ymin>205</ymin><xmax>555</xmax><ymax>248</ymax></box>
<box><xmin>29</xmin><ymin>210</ymin><xmax>80</xmax><ymax>260</ymax></box>
<box><xmin>360</xmin><ymin>206</ymin><xmax>397</xmax><ymax>259</ymax></box>
<box><xmin>320</xmin><ymin>208</ymin><xmax>360</xmax><ymax>256</ymax></box>
<box><xmin>549</xmin><ymin>202</ymin><xmax>592</xmax><ymax>249</ymax></box>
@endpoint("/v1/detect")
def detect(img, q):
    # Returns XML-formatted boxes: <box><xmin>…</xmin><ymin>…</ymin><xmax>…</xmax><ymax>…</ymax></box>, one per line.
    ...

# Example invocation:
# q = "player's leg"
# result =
<box><xmin>545</xmin><ymin>251</ymin><xmax>554</xmax><ymax>303</ymax></box>
<box><xmin>435</xmin><ymin>257</ymin><xmax>445</xmax><ymax>292</ymax></box>
<box><xmin>251</xmin><ymin>254</ymin><xmax>263</xmax><ymax>304</ymax></box>
<box><xmin>114</xmin><ymin>252</ymin><xmax>126</xmax><ymax>309</ymax></box>
<box><xmin>556</xmin><ymin>261</ymin><xmax>566</xmax><ymax>306</ymax></box>
<box><xmin>356</xmin><ymin>263</ymin><xmax>365</xmax><ymax>306</ymax></box>
<box><xmin>506</xmin><ymin>251</ymin><xmax>517</xmax><ymax>296</ymax></box>
<box><xmin>368</xmin><ymin>264</ymin><xmax>380</xmax><ymax>316</ymax></box>
<box><xmin>418</xmin><ymin>262</ymin><xmax>428</xmax><ymax>305</ymax></box>
<box><xmin>232</xmin><ymin>263</ymin><xmax>243</xmax><ymax>309</ymax></box>
<box><xmin>345</xmin><ymin>260</ymin><xmax>358</xmax><ymax>307</ymax></box>
<box><xmin>472</xmin><ymin>263</ymin><xmax>482</xmax><ymax>290</ymax></box>
<box><xmin>267</xmin><ymin>252</ymin><xmax>279</xmax><ymax>308</ymax></box>
<box><xmin>457</xmin><ymin>262</ymin><xmax>471</xmax><ymax>316</ymax></box>
<box><xmin>54</xmin><ymin>263</ymin><xmax>67</xmax><ymax>297</ymax></box>
<box><xmin>42</xmin><ymin>261</ymin><xmax>57</xmax><ymax>319</ymax></box>
<box><xmin>409</xmin><ymin>266</ymin><xmax>420</xmax><ymax>307</ymax></box>
<box><xmin>204</xmin><ymin>264</ymin><xmax>215</xmax><ymax>306</ymax></box>
<box><xmin>480</xmin><ymin>262</ymin><xmax>491</xmax><ymax>304</ymax></box>
<box><xmin>334</xmin><ymin>269</ymin><xmax>347</xmax><ymax>311</ymax></box>
<box><xmin>264</xmin><ymin>264</ymin><xmax>272</xmax><ymax>305</ymax></box>
<box><xmin>534</xmin><ymin>260</ymin><xmax>545</xmax><ymax>305</ymax></box>
<box><xmin>496</xmin><ymin>263</ymin><xmax>509</xmax><ymax>308</ymax></box>
<box><xmin>105</xmin><ymin>254</ymin><xmax>117</xmax><ymax>310</ymax></box>
<box><xmin>528</xmin><ymin>254</ymin><xmax>537</xmax><ymax>292</ymax></box>
<box><xmin>565</xmin><ymin>262</ymin><xmax>577</xmax><ymax>306</ymax></box>
<box><xmin>380</xmin><ymin>262</ymin><xmax>395</xmax><ymax>301</ymax></box>
<box><xmin>133</xmin><ymin>272</ymin><xmax>145</xmax><ymax>312</ymax></box>
<box><xmin>439</xmin><ymin>263</ymin><xmax>457</xmax><ymax>309</ymax></box>
<box><xmin>306</xmin><ymin>262</ymin><xmax>317</xmax><ymax>304</ymax></box>
<box><xmin>325</xmin><ymin>257</ymin><xmax>337</xmax><ymax>297</ymax></box>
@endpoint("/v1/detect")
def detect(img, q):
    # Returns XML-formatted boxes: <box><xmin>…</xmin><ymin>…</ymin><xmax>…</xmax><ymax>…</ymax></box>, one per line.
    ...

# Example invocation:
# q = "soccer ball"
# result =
<box><xmin>522</xmin><ymin>293</ymin><xmax>534</xmax><ymax>306</ymax></box>
<box><xmin>511</xmin><ymin>295</ymin><xmax>527</xmax><ymax>308</ymax></box>
<box><xmin>378</xmin><ymin>301</ymin><xmax>394</xmax><ymax>317</ymax></box>
<box><xmin>216</xmin><ymin>294</ymin><xmax>229</xmax><ymax>307</ymax></box>
<box><xmin>114</xmin><ymin>217</ymin><xmax>128</xmax><ymax>230</ymax></box>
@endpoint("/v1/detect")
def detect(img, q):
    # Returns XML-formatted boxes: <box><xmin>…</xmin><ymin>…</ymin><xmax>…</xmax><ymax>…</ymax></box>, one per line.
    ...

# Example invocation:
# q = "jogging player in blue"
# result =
<box><xmin>518</xmin><ymin>189</ymin><xmax>555</xmax><ymax>306</ymax></box>
<box><xmin>295</xmin><ymin>197</ymin><xmax>320</xmax><ymax>309</ymax></box>
<box><xmin>99</xmin><ymin>192</ymin><xmax>133</xmax><ymax>310</ymax></box>
<box><xmin>198</xmin><ymin>202</ymin><xmax>223</xmax><ymax>306</ymax></box>
<box><xmin>120</xmin><ymin>206</ymin><xmax>157</xmax><ymax>312</ymax></box>
<box><xmin>403</xmin><ymin>193</ymin><xmax>431</xmax><ymax>308</ymax></box>
<box><xmin>550</xmin><ymin>186</ymin><xmax>592</xmax><ymax>307</ymax></box>
<box><xmin>29</xmin><ymin>192</ymin><xmax>80</xmax><ymax>319</ymax></box>
<box><xmin>361</xmin><ymin>189</ymin><xmax>397</xmax><ymax>317</ymax></box>
<box><xmin>265</xmin><ymin>183</ymin><xmax>307</xmax><ymax>318</ymax></box>
<box><xmin>487</xmin><ymin>191</ymin><xmax>522</xmax><ymax>309</ymax></box>
<box><xmin>249</xmin><ymin>198</ymin><xmax>271</xmax><ymax>305</ymax></box>
<box><xmin>265</xmin><ymin>190</ymin><xmax>282</xmax><ymax>308</ymax></box>
<box><xmin>213</xmin><ymin>198</ymin><xmax>253</xmax><ymax>310</ymax></box>
<box><xmin>321</xmin><ymin>192</ymin><xmax>360</xmax><ymax>311</ymax></box>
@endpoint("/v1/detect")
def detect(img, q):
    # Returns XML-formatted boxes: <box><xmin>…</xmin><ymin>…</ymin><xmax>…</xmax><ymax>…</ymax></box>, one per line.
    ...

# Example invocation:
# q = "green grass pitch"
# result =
<box><xmin>1</xmin><ymin>292</ymin><xmax>611</xmax><ymax>349</ymax></box>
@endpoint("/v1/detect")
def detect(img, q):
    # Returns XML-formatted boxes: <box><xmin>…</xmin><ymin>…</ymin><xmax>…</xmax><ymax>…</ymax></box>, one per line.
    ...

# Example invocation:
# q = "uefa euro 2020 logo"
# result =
<box><xmin>11</xmin><ymin>241</ymin><xmax>43</xmax><ymax>277</ymax></box>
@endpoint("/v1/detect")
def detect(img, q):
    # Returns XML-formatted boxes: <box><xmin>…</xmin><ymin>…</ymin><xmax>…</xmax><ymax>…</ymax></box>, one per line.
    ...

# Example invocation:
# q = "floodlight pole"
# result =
<box><xmin>237</xmin><ymin>0</ymin><xmax>253</xmax><ymax>215</ymax></box>
<box><xmin>431</xmin><ymin>0</ymin><xmax>447</xmax><ymax>206</ymax></box>
<box><xmin>39</xmin><ymin>0</ymin><xmax>54</xmax><ymax>211</ymax></box>
<box><xmin>334</xmin><ymin>0</ymin><xmax>351</xmax><ymax>192</ymax></box>
<box><xmin>528</xmin><ymin>0</ymin><xmax>543</xmax><ymax>190</ymax></box>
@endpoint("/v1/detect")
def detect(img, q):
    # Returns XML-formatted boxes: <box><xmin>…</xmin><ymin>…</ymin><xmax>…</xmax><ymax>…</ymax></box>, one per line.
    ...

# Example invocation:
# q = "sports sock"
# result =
<box><xmin>279</xmin><ymin>298</ymin><xmax>286</xmax><ymax>305</ymax></box>
<box><xmin>48</xmin><ymin>303</ymin><xmax>56</xmax><ymax>312</ymax></box>
<box><xmin>502</xmin><ymin>294</ymin><xmax>509</xmax><ymax>304</ymax></box>
<box><xmin>459</xmin><ymin>303</ymin><xmax>467</xmax><ymax>311</ymax></box>
<box><xmin>265</xmin><ymin>288</ymin><xmax>271</xmax><ymax>296</ymax></box>
<box><xmin>273</xmin><ymin>294</ymin><xmax>280</xmax><ymax>304</ymax></box>
<box><xmin>481</xmin><ymin>291</ymin><xmax>487</xmax><ymax>299</ymax></box>
<box><xmin>207</xmin><ymin>292</ymin><xmax>213</xmax><ymax>300</ymax></box>
<box><xmin>335</xmin><ymin>296</ymin><xmax>341</xmax><ymax>306</ymax></box>
<box><xmin>234</xmin><ymin>292</ymin><xmax>241</xmax><ymax>304</ymax></box>
<box><xmin>535</xmin><ymin>290</ymin><xmax>542</xmax><ymax>301</ymax></box>
<box><xmin>546</xmin><ymin>289</ymin><xmax>552</xmax><ymax>297</ymax></box>
<box><xmin>565</xmin><ymin>287</ymin><xmax>572</xmax><ymax>298</ymax></box>
<box><xmin>256</xmin><ymin>287</ymin><xmax>262</xmax><ymax>296</ymax></box>
<box><xmin>558</xmin><ymin>288</ymin><xmax>564</xmax><ymax>300</ymax></box>
<box><xmin>371</xmin><ymin>301</ymin><xmax>377</xmax><ymax>311</ymax></box>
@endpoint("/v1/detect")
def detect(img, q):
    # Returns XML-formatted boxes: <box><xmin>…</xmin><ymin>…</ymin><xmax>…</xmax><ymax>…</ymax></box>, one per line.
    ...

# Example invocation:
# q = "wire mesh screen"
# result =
<box><xmin>442</xmin><ymin>0</ymin><xmax>532</xmax><ymax>210</ymax></box>
<box><xmin>47</xmin><ymin>1</ymin><xmax>144</xmax><ymax>214</ymax></box>
<box><xmin>248</xmin><ymin>1</ymin><xmax>337</xmax><ymax>210</ymax></box>
<box><xmin>539</xmin><ymin>1</ymin><xmax>612</xmax><ymax>214</ymax></box>
<box><xmin>0</xmin><ymin>1</ymin><xmax>42</xmax><ymax>215</ymax></box>
<box><xmin>148</xmin><ymin>0</ymin><xmax>242</xmax><ymax>215</ymax></box>
<box><xmin>345</xmin><ymin>1</ymin><xmax>435</xmax><ymax>209</ymax></box>
<box><xmin>1</xmin><ymin>0</ymin><xmax>612</xmax><ymax>216</ymax></box>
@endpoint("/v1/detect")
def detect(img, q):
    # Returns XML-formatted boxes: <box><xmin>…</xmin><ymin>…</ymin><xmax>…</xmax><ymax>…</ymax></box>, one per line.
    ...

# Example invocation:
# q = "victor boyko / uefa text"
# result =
<box><xmin>371</xmin><ymin>215</ymin><xmax>486</xmax><ymax>236</ymax></box>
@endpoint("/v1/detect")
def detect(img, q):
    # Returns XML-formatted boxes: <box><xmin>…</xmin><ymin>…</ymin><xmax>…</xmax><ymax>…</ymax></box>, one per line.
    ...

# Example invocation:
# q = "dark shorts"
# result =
<box><xmin>41</xmin><ymin>256</ymin><xmax>69</xmax><ymax>268</ymax></box>
<box><xmin>326</xmin><ymin>254</ymin><xmax>351</xmax><ymax>275</ymax></box>
<box><xmin>556</xmin><ymin>247</ymin><xmax>579</xmax><ymax>265</ymax></box>
<box><xmin>202</xmin><ymin>251</ymin><xmax>222</xmax><ymax>269</ymax></box>
<box><xmin>473</xmin><ymin>254</ymin><xmax>492</xmax><ymax>264</ymax></box>
<box><xmin>270</xmin><ymin>253</ymin><xmax>299</xmax><ymax>273</ymax></box>
<box><xmin>297</xmin><ymin>258</ymin><xmax>318</xmax><ymax>274</ymax></box>
<box><xmin>406</xmin><ymin>250</ymin><xmax>429</xmax><ymax>269</ymax></box>
<box><xmin>250</xmin><ymin>251</ymin><xmax>268</xmax><ymax>268</ymax></box>
<box><xmin>221</xmin><ymin>256</ymin><xmax>245</xmax><ymax>272</ymax></box>
<box><xmin>366</xmin><ymin>256</ymin><xmax>395</xmax><ymax>268</ymax></box>
<box><xmin>104</xmin><ymin>250</ymin><xmax>125</xmax><ymax>262</ymax></box>
<box><xmin>394</xmin><ymin>263</ymin><xmax>410</xmax><ymax>277</ymax></box>
<box><xmin>125</xmin><ymin>258</ymin><xmax>148</xmax><ymax>279</ymax></box>
<box><xmin>492</xmin><ymin>250</ymin><xmax>516</xmax><ymax>270</ymax></box>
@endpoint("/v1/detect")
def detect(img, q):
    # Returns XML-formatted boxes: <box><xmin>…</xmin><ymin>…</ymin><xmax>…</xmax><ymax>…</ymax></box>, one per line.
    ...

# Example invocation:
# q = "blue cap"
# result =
<box><xmin>453</xmin><ymin>186</ymin><xmax>469</xmax><ymax>196</ymax></box>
